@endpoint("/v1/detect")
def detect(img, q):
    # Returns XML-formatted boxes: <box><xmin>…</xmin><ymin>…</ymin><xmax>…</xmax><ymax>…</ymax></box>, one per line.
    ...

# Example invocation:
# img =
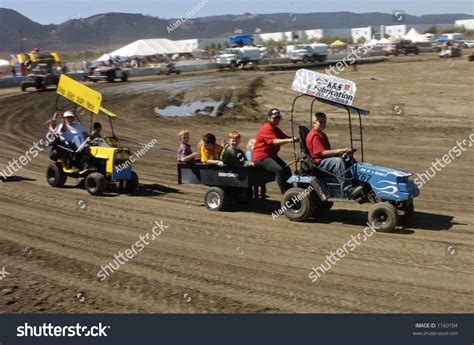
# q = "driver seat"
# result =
<box><xmin>298</xmin><ymin>125</ymin><xmax>336</xmax><ymax>179</ymax></box>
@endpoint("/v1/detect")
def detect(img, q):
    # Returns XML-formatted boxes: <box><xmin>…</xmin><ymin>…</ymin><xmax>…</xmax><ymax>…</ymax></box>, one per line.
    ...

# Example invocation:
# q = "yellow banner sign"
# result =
<box><xmin>57</xmin><ymin>75</ymin><xmax>102</xmax><ymax>114</ymax></box>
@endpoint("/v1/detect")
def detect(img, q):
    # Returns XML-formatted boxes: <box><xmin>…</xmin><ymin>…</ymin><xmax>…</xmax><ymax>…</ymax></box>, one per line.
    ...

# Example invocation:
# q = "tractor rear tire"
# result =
<box><xmin>282</xmin><ymin>188</ymin><xmax>314</xmax><ymax>222</ymax></box>
<box><xmin>368</xmin><ymin>202</ymin><xmax>399</xmax><ymax>232</ymax></box>
<box><xmin>85</xmin><ymin>172</ymin><xmax>106</xmax><ymax>196</ymax></box>
<box><xmin>46</xmin><ymin>163</ymin><xmax>67</xmax><ymax>187</ymax></box>
<box><xmin>204</xmin><ymin>187</ymin><xmax>227</xmax><ymax>211</ymax></box>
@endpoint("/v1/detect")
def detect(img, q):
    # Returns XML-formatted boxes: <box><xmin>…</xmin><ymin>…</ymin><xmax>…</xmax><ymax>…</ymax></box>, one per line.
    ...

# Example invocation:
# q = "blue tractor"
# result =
<box><xmin>281</xmin><ymin>70</ymin><xmax>419</xmax><ymax>232</ymax></box>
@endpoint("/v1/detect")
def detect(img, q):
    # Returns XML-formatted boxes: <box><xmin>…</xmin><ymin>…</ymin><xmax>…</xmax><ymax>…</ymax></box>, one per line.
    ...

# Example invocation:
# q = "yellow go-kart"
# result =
<box><xmin>46</xmin><ymin>75</ymin><xmax>139</xmax><ymax>196</ymax></box>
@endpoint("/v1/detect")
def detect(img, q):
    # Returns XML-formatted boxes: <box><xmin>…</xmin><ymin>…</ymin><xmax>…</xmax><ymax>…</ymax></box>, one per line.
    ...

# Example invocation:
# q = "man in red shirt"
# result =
<box><xmin>252</xmin><ymin>108</ymin><xmax>299</xmax><ymax>194</ymax></box>
<box><xmin>306</xmin><ymin>112</ymin><xmax>362</xmax><ymax>199</ymax></box>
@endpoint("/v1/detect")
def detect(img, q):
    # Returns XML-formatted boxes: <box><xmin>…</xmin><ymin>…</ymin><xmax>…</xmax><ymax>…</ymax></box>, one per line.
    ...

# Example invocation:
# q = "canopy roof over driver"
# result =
<box><xmin>291</xmin><ymin>69</ymin><xmax>369</xmax><ymax>115</ymax></box>
<box><xmin>56</xmin><ymin>74</ymin><xmax>118</xmax><ymax>117</ymax></box>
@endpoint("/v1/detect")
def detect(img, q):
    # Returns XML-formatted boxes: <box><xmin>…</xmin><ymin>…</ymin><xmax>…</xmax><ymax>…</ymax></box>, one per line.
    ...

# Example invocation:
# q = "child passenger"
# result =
<box><xmin>245</xmin><ymin>138</ymin><xmax>256</xmax><ymax>161</ymax></box>
<box><xmin>177</xmin><ymin>129</ymin><xmax>199</xmax><ymax>163</ymax></box>
<box><xmin>220</xmin><ymin>131</ymin><xmax>254</xmax><ymax>167</ymax></box>
<box><xmin>244</xmin><ymin>137</ymin><xmax>267</xmax><ymax>199</ymax></box>
<box><xmin>200</xmin><ymin>133</ymin><xmax>224</xmax><ymax>166</ymax></box>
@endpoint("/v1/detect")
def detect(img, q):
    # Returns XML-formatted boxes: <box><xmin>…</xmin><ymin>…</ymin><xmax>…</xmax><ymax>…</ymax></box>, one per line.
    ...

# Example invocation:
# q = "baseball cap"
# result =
<box><xmin>63</xmin><ymin>111</ymin><xmax>75</xmax><ymax>118</ymax></box>
<box><xmin>267</xmin><ymin>108</ymin><xmax>281</xmax><ymax>117</ymax></box>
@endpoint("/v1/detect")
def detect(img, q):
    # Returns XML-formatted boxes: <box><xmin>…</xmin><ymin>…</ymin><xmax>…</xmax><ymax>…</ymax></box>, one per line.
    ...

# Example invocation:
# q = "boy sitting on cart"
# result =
<box><xmin>220</xmin><ymin>131</ymin><xmax>254</xmax><ymax>167</ymax></box>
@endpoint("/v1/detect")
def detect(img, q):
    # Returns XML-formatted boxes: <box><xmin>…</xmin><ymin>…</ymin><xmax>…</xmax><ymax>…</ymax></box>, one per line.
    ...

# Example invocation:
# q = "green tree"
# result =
<box><xmin>424</xmin><ymin>24</ymin><xmax>438</xmax><ymax>34</ymax></box>
<box><xmin>441</xmin><ymin>26</ymin><xmax>466</xmax><ymax>34</ymax></box>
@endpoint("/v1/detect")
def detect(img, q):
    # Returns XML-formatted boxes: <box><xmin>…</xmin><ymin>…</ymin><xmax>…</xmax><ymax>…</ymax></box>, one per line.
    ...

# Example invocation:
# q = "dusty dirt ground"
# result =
<box><xmin>0</xmin><ymin>53</ymin><xmax>473</xmax><ymax>313</ymax></box>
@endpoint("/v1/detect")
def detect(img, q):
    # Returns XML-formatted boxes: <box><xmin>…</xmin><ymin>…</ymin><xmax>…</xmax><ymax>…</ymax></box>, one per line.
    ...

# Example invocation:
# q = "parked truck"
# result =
<box><xmin>216</xmin><ymin>47</ymin><xmax>260</xmax><ymax>70</ymax></box>
<box><xmin>290</xmin><ymin>43</ymin><xmax>328</xmax><ymax>63</ymax></box>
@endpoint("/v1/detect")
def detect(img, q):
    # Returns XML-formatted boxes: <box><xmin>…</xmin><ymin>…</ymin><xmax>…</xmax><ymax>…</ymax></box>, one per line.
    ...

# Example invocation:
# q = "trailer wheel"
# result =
<box><xmin>415</xmin><ymin>48</ymin><xmax>419</xmax><ymax>55</ymax></box>
<box><xmin>282</xmin><ymin>188</ymin><xmax>314</xmax><ymax>222</ymax></box>
<box><xmin>204</xmin><ymin>187</ymin><xmax>227</xmax><ymax>211</ymax></box>
<box><xmin>121</xmin><ymin>73</ymin><xmax>128</xmax><ymax>82</ymax></box>
<box><xmin>107</xmin><ymin>74</ymin><xmax>115</xmax><ymax>82</ymax></box>
<box><xmin>20</xmin><ymin>82</ymin><xmax>27</xmax><ymax>92</ymax></box>
<box><xmin>85</xmin><ymin>172</ymin><xmax>106</xmax><ymax>196</ymax></box>
<box><xmin>368</xmin><ymin>202</ymin><xmax>399</xmax><ymax>232</ymax></box>
<box><xmin>46</xmin><ymin>163</ymin><xmax>67</xmax><ymax>187</ymax></box>
<box><xmin>303</xmin><ymin>56</ymin><xmax>309</xmax><ymax>63</ymax></box>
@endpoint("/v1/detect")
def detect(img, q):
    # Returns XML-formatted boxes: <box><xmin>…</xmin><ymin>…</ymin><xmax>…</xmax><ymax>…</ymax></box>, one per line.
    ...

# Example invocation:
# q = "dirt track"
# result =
<box><xmin>0</xmin><ymin>54</ymin><xmax>473</xmax><ymax>313</ymax></box>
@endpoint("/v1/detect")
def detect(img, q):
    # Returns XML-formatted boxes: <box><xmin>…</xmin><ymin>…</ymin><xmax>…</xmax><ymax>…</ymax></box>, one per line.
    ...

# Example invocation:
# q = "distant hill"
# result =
<box><xmin>0</xmin><ymin>8</ymin><xmax>51</xmax><ymax>52</ymax></box>
<box><xmin>0</xmin><ymin>8</ymin><xmax>472</xmax><ymax>54</ymax></box>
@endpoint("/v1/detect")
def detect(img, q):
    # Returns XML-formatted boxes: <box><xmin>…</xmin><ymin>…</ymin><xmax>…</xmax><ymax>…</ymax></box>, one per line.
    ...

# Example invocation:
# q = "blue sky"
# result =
<box><xmin>1</xmin><ymin>0</ymin><xmax>472</xmax><ymax>24</ymax></box>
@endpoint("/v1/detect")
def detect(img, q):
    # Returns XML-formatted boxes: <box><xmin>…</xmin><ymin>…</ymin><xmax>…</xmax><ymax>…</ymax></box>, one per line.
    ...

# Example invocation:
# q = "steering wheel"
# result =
<box><xmin>339</xmin><ymin>149</ymin><xmax>357</xmax><ymax>163</ymax></box>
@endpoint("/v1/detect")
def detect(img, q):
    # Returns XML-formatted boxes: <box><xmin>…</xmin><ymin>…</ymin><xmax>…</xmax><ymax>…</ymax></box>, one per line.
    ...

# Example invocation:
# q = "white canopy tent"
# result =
<box><xmin>103</xmin><ymin>39</ymin><xmax>190</xmax><ymax>59</ymax></box>
<box><xmin>404</xmin><ymin>28</ymin><xmax>430</xmax><ymax>43</ymax></box>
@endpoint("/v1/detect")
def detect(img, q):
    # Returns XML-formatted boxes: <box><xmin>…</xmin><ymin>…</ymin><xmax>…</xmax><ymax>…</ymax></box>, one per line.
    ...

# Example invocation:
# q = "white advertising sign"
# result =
<box><xmin>291</xmin><ymin>69</ymin><xmax>356</xmax><ymax>105</ymax></box>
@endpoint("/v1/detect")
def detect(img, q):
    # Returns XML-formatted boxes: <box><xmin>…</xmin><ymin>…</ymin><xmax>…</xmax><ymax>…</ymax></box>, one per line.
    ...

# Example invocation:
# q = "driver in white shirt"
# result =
<box><xmin>57</xmin><ymin>110</ymin><xmax>88</xmax><ymax>151</ymax></box>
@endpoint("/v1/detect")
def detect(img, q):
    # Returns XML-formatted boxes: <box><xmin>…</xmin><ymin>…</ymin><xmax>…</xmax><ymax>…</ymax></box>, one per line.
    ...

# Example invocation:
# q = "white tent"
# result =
<box><xmin>404</xmin><ymin>28</ymin><xmax>430</xmax><ymax>43</ymax></box>
<box><xmin>106</xmin><ymin>39</ymin><xmax>189</xmax><ymax>58</ymax></box>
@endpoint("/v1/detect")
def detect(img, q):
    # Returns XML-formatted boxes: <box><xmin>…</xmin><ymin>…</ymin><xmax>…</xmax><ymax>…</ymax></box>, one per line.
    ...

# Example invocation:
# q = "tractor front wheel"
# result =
<box><xmin>46</xmin><ymin>163</ymin><xmax>67</xmax><ymax>187</ymax></box>
<box><xmin>282</xmin><ymin>188</ymin><xmax>314</xmax><ymax>222</ymax></box>
<box><xmin>368</xmin><ymin>202</ymin><xmax>399</xmax><ymax>232</ymax></box>
<box><xmin>85</xmin><ymin>173</ymin><xmax>106</xmax><ymax>196</ymax></box>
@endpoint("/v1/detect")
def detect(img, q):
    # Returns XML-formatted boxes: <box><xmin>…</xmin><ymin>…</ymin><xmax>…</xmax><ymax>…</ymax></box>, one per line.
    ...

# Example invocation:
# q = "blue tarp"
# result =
<box><xmin>432</xmin><ymin>36</ymin><xmax>449</xmax><ymax>42</ymax></box>
<box><xmin>229</xmin><ymin>34</ymin><xmax>253</xmax><ymax>46</ymax></box>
